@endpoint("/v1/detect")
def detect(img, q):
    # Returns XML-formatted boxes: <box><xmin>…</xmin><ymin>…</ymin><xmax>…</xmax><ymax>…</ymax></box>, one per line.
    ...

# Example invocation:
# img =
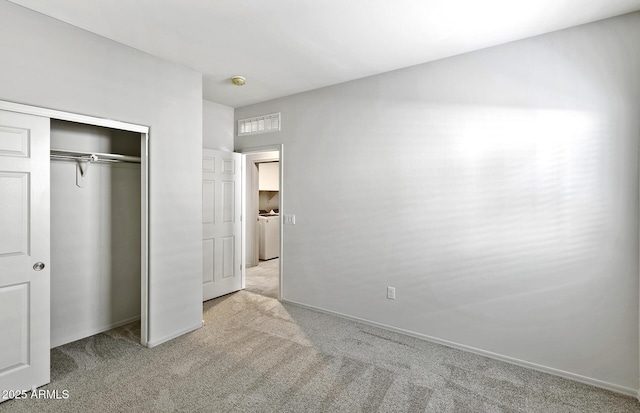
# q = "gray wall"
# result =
<box><xmin>236</xmin><ymin>13</ymin><xmax>640</xmax><ymax>391</ymax></box>
<box><xmin>0</xmin><ymin>2</ymin><xmax>203</xmax><ymax>346</ymax></box>
<box><xmin>203</xmin><ymin>99</ymin><xmax>234</xmax><ymax>151</ymax></box>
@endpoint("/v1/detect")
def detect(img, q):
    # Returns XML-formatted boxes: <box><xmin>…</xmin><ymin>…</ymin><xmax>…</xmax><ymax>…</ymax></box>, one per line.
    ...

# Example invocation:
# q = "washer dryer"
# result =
<box><xmin>258</xmin><ymin>215</ymin><xmax>279</xmax><ymax>260</ymax></box>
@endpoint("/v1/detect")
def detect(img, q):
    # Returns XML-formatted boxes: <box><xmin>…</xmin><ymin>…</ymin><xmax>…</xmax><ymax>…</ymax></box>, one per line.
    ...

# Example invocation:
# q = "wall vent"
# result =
<box><xmin>237</xmin><ymin>113</ymin><xmax>280</xmax><ymax>136</ymax></box>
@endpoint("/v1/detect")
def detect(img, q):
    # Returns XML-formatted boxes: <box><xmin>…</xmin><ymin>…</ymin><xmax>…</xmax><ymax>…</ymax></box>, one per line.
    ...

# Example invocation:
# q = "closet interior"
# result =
<box><xmin>50</xmin><ymin>119</ymin><xmax>142</xmax><ymax>348</ymax></box>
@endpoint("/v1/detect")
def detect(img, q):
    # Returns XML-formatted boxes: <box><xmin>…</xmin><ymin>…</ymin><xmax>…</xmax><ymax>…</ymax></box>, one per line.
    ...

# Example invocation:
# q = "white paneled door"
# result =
<box><xmin>202</xmin><ymin>149</ymin><xmax>242</xmax><ymax>301</ymax></box>
<box><xmin>0</xmin><ymin>110</ymin><xmax>50</xmax><ymax>398</ymax></box>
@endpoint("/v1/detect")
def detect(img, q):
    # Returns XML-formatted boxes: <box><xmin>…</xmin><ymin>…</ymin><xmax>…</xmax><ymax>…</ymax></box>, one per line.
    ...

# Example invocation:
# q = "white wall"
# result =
<box><xmin>259</xmin><ymin>191</ymin><xmax>279</xmax><ymax>212</ymax></box>
<box><xmin>50</xmin><ymin>120</ymin><xmax>140</xmax><ymax>347</ymax></box>
<box><xmin>236</xmin><ymin>13</ymin><xmax>640</xmax><ymax>392</ymax></box>
<box><xmin>0</xmin><ymin>2</ymin><xmax>203</xmax><ymax>346</ymax></box>
<box><xmin>203</xmin><ymin>99</ymin><xmax>234</xmax><ymax>151</ymax></box>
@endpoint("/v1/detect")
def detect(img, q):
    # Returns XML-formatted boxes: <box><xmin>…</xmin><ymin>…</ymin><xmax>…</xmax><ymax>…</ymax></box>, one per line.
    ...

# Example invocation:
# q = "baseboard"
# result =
<box><xmin>283</xmin><ymin>299</ymin><xmax>639</xmax><ymax>398</ymax></box>
<box><xmin>146</xmin><ymin>320</ymin><xmax>204</xmax><ymax>348</ymax></box>
<box><xmin>51</xmin><ymin>315</ymin><xmax>141</xmax><ymax>349</ymax></box>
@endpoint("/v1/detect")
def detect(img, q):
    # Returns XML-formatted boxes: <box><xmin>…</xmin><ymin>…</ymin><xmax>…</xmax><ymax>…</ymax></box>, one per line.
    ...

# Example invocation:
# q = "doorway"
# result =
<box><xmin>239</xmin><ymin>145</ymin><xmax>283</xmax><ymax>300</ymax></box>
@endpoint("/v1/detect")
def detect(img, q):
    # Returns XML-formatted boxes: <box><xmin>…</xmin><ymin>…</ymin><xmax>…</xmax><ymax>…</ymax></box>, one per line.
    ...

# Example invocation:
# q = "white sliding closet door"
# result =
<box><xmin>0</xmin><ymin>110</ymin><xmax>50</xmax><ymax>397</ymax></box>
<box><xmin>202</xmin><ymin>149</ymin><xmax>242</xmax><ymax>301</ymax></box>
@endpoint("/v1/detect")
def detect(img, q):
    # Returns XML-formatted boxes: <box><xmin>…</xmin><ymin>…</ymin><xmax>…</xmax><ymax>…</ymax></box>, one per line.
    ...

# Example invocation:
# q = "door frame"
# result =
<box><xmin>237</xmin><ymin>144</ymin><xmax>284</xmax><ymax>301</ymax></box>
<box><xmin>0</xmin><ymin>99</ymin><xmax>151</xmax><ymax>347</ymax></box>
<box><xmin>244</xmin><ymin>151</ymin><xmax>279</xmax><ymax>269</ymax></box>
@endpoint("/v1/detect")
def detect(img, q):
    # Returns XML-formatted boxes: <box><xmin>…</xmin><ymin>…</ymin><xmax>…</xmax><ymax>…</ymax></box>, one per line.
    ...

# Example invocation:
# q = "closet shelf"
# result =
<box><xmin>50</xmin><ymin>148</ymin><xmax>141</xmax><ymax>164</ymax></box>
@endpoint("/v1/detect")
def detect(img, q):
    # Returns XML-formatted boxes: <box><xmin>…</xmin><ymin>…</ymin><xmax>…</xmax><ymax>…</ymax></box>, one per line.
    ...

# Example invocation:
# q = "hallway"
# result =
<box><xmin>245</xmin><ymin>258</ymin><xmax>279</xmax><ymax>299</ymax></box>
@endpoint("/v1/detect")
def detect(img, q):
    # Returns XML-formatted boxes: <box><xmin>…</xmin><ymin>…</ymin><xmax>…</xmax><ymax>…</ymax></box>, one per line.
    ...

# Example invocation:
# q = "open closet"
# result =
<box><xmin>0</xmin><ymin>102</ymin><xmax>149</xmax><ymax>393</ymax></box>
<box><xmin>49</xmin><ymin>120</ymin><xmax>142</xmax><ymax>348</ymax></box>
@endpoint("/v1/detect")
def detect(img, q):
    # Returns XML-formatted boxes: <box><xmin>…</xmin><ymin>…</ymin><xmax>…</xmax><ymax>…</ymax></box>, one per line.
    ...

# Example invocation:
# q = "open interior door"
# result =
<box><xmin>202</xmin><ymin>149</ymin><xmax>242</xmax><ymax>301</ymax></box>
<box><xmin>0</xmin><ymin>110</ymin><xmax>50</xmax><ymax>398</ymax></box>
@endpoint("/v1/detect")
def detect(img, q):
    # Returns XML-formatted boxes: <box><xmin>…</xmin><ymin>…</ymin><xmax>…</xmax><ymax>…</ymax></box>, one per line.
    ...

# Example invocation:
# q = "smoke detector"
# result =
<box><xmin>231</xmin><ymin>76</ymin><xmax>246</xmax><ymax>86</ymax></box>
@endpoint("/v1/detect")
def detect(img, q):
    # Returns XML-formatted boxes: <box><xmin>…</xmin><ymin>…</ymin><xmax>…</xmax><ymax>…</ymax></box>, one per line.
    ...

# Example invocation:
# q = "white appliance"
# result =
<box><xmin>258</xmin><ymin>215</ymin><xmax>279</xmax><ymax>260</ymax></box>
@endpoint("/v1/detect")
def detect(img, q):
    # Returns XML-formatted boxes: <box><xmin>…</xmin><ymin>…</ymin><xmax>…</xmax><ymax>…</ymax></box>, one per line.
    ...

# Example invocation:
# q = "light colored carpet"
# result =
<box><xmin>1</xmin><ymin>290</ymin><xmax>639</xmax><ymax>412</ymax></box>
<box><xmin>245</xmin><ymin>258</ymin><xmax>279</xmax><ymax>299</ymax></box>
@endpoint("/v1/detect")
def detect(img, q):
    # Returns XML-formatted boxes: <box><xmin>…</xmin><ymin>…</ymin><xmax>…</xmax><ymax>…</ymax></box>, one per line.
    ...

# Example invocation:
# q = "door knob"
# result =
<box><xmin>33</xmin><ymin>262</ymin><xmax>45</xmax><ymax>271</ymax></box>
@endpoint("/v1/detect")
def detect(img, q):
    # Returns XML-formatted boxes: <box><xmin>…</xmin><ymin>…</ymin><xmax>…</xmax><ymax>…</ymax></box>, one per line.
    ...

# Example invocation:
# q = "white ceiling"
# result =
<box><xmin>9</xmin><ymin>0</ymin><xmax>640</xmax><ymax>108</ymax></box>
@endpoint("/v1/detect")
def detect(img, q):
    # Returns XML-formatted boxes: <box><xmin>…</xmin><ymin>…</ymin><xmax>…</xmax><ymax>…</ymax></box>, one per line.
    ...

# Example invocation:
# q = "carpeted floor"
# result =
<box><xmin>1</xmin><ymin>290</ymin><xmax>639</xmax><ymax>412</ymax></box>
<box><xmin>245</xmin><ymin>258</ymin><xmax>279</xmax><ymax>299</ymax></box>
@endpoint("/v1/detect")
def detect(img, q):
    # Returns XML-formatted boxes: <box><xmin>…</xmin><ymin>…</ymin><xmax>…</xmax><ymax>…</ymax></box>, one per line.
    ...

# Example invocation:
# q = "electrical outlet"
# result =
<box><xmin>284</xmin><ymin>214</ymin><xmax>296</xmax><ymax>225</ymax></box>
<box><xmin>387</xmin><ymin>287</ymin><xmax>396</xmax><ymax>300</ymax></box>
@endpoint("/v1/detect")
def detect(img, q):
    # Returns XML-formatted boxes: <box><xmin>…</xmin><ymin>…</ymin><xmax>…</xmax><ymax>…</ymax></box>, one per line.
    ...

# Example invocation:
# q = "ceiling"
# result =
<box><xmin>9</xmin><ymin>0</ymin><xmax>640</xmax><ymax>108</ymax></box>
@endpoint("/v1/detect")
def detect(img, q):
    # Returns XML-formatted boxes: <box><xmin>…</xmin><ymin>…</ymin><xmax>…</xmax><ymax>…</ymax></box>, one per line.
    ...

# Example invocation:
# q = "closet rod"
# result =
<box><xmin>50</xmin><ymin>148</ymin><xmax>141</xmax><ymax>164</ymax></box>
